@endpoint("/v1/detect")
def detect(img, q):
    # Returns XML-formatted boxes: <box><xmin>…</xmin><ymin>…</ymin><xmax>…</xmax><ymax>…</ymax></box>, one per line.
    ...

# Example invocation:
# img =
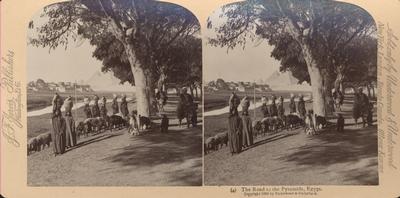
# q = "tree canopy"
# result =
<box><xmin>29</xmin><ymin>0</ymin><xmax>202</xmax><ymax>116</ymax></box>
<box><xmin>207</xmin><ymin>0</ymin><xmax>377</xmax><ymax>115</ymax></box>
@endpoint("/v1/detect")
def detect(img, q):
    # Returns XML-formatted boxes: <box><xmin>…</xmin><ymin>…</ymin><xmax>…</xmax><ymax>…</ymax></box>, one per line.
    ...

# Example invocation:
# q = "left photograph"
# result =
<box><xmin>26</xmin><ymin>0</ymin><xmax>202</xmax><ymax>186</ymax></box>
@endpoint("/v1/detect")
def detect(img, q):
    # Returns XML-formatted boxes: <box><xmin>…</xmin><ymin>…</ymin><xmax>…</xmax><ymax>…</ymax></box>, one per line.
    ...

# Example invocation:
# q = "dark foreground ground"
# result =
<box><xmin>28</xmin><ymin>95</ymin><xmax>203</xmax><ymax>186</ymax></box>
<box><xmin>204</xmin><ymin>94</ymin><xmax>378</xmax><ymax>185</ymax></box>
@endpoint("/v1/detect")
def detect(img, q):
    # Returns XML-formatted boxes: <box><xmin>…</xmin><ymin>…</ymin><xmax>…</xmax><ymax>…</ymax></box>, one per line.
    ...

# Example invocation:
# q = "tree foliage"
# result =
<box><xmin>208</xmin><ymin>0</ymin><xmax>376</xmax><ymax>86</ymax></box>
<box><xmin>29</xmin><ymin>0</ymin><xmax>201</xmax><ymax>89</ymax></box>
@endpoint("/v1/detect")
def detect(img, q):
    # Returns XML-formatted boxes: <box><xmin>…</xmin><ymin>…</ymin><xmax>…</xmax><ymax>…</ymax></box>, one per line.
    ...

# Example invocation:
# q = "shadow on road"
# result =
<box><xmin>65</xmin><ymin>132</ymin><xmax>124</xmax><ymax>154</ymax></box>
<box><xmin>101</xmin><ymin>126</ymin><xmax>202</xmax><ymax>185</ymax></box>
<box><xmin>277</xmin><ymin>125</ymin><xmax>378</xmax><ymax>185</ymax></box>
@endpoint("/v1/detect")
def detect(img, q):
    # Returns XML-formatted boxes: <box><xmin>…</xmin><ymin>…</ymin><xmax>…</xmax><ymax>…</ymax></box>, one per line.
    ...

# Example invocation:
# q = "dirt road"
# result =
<box><xmin>28</xmin><ymin>96</ymin><xmax>202</xmax><ymax>186</ymax></box>
<box><xmin>204</xmin><ymin>95</ymin><xmax>378</xmax><ymax>185</ymax></box>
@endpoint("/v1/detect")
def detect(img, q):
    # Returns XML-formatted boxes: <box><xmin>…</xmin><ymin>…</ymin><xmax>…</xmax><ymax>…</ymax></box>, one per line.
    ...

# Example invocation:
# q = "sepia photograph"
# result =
<box><xmin>26</xmin><ymin>0</ymin><xmax>202</xmax><ymax>186</ymax></box>
<box><xmin>204</xmin><ymin>0</ymin><xmax>378</xmax><ymax>186</ymax></box>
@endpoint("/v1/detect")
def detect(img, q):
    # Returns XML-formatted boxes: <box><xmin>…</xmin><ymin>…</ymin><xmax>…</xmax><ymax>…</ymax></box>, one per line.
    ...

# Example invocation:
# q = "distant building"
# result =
<box><xmin>48</xmin><ymin>83</ymin><xmax>59</xmax><ymax>91</ymax></box>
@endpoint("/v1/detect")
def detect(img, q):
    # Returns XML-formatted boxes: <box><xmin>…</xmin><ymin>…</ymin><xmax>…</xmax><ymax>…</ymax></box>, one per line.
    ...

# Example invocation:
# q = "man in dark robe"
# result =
<box><xmin>83</xmin><ymin>98</ymin><xmax>92</xmax><ymax>118</ymax></box>
<box><xmin>228</xmin><ymin>111</ymin><xmax>242</xmax><ymax>155</ymax></box>
<box><xmin>91</xmin><ymin>95</ymin><xmax>100</xmax><ymax>117</ymax></box>
<box><xmin>51</xmin><ymin>93</ymin><xmax>66</xmax><ymax>156</ymax></box>
<box><xmin>277</xmin><ymin>96</ymin><xmax>285</xmax><ymax>119</ymax></box>
<box><xmin>338</xmin><ymin>90</ymin><xmax>344</xmax><ymax>105</ymax></box>
<box><xmin>99</xmin><ymin>96</ymin><xmax>108</xmax><ymax>118</ymax></box>
<box><xmin>229</xmin><ymin>92</ymin><xmax>240</xmax><ymax>116</ymax></box>
<box><xmin>182</xmin><ymin>88</ymin><xmax>194</xmax><ymax>128</ymax></box>
<box><xmin>269</xmin><ymin>95</ymin><xmax>278</xmax><ymax>117</ymax></box>
<box><xmin>240</xmin><ymin>96</ymin><xmax>250</xmax><ymax>116</ymax></box>
<box><xmin>260</xmin><ymin>96</ymin><xmax>269</xmax><ymax>117</ymax></box>
<box><xmin>120</xmin><ymin>95</ymin><xmax>129</xmax><ymax>118</ymax></box>
<box><xmin>176</xmin><ymin>90</ymin><xmax>186</xmax><ymax>127</ymax></box>
<box><xmin>64</xmin><ymin>96</ymin><xmax>76</xmax><ymax>148</ymax></box>
<box><xmin>353</xmin><ymin>88</ymin><xmax>369</xmax><ymax>127</ymax></box>
<box><xmin>289</xmin><ymin>94</ymin><xmax>296</xmax><ymax>114</ymax></box>
<box><xmin>111</xmin><ymin>94</ymin><xmax>119</xmax><ymax>115</ymax></box>
<box><xmin>298</xmin><ymin>95</ymin><xmax>306</xmax><ymax>120</ymax></box>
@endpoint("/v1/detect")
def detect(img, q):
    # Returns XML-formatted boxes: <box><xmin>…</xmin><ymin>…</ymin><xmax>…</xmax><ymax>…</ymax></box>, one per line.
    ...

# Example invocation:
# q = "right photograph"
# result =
<box><xmin>203</xmin><ymin>0</ymin><xmax>378</xmax><ymax>186</ymax></box>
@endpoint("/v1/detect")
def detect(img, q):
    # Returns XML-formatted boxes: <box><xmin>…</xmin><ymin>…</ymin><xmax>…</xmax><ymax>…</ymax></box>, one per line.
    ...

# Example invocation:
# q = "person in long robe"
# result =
<box><xmin>289</xmin><ymin>94</ymin><xmax>296</xmax><ymax>114</ymax></box>
<box><xmin>83</xmin><ymin>98</ymin><xmax>92</xmax><ymax>118</ymax></box>
<box><xmin>277</xmin><ymin>96</ymin><xmax>285</xmax><ymax>119</ymax></box>
<box><xmin>229</xmin><ymin>92</ymin><xmax>240</xmax><ymax>116</ymax></box>
<box><xmin>51</xmin><ymin>93</ymin><xmax>66</xmax><ymax>156</ymax></box>
<box><xmin>338</xmin><ymin>90</ymin><xmax>344</xmax><ymax>106</ymax></box>
<box><xmin>111</xmin><ymin>94</ymin><xmax>119</xmax><ymax>115</ymax></box>
<box><xmin>178</xmin><ymin>87</ymin><xmax>194</xmax><ymax>128</ymax></box>
<box><xmin>241</xmin><ymin>114</ymin><xmax>253</xmax><ymax>149</ymax></box>
<box><xmin>64</xmin><ymin>96</ymin><xmax>76</xmax><ymax>148</ymax></box>
<box><xmin>269</xmin><ymin>95</ymin><xmax>278</xmax><ymax>117</ymax></box>
<box><xmin>176</xmin><ymin>89</ymin><xmax>186</xmax><ymax>127</ymax></box>
<box><xmin>99</xmin><ymin>96</ymin><xmax>108</xmax><ymax>118</ymax></box>
<box><xmin>240</xmin><ymin>96</ymin><xmax>250</xmax><ymax>116</ymax></box>
<box><xmin>298</xmin><ymin>95</ymin><xmax>306</xmax><ymax>120</ymax></box>
<box><xmin>260</xmin><ymin>96</ymin><xmax>269</xmax><ymax>118</ymax></box>
<box><xmin>120</xmin><ymin>95</ymin><xmax>129</xmax><ymax>118</ymax></box>
<box><xmin>91</xmin><ymin>95</ymin><xmax>100</xmax><ymax>117</ymax></box>
<box><xmin>353</xmin><ymin>87</ymin><xmax>369</xmax><ymax>127</ymax></box>
<box><xmin>228</xmin><ymin>111</ymin><xmax>242</xmax><ymax>155</ymax></box>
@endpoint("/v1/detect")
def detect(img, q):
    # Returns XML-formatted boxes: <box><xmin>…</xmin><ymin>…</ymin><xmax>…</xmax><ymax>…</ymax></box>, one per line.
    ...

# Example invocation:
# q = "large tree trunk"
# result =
<box><xmin>131</xmin><ymin>66</ymin><xmax>150</xmax><ymax>117</ymax></box>
<box><xmin>302</xmin><ymin>47</ymin><xmax>327</xmax><ymax>117</ymax></box>
<box><xmin>323</xmin><ymin>73</ymin><xmax>334</xmax><ymax>115</ymax></box>
<box><xmin>108</xmin><ymin>20</ymin><xmax>151</xmax><ymax>118</ymax></box>
<box><xmin>283</xmin><ymin>16</ymin><xmax>326</xmax><ymax>117</ymax></box>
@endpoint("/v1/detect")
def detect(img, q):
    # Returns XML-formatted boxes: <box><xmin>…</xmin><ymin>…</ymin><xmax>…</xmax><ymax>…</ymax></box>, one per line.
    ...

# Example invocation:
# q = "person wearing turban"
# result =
<box><xmin>51</xmin><ymin>93</ymin><xmax>66</xmax><ymax>156</ymax></box>
<box><xmin>64</xmin><ymin>96</ymin><xmax>76</xmax><ymax>148</ymax></box>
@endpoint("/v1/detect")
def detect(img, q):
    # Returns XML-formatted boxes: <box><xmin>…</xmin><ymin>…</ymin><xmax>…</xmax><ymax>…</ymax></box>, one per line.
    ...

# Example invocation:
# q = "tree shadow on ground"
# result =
<box><xmin>243</xmin><ymin>132</ymin><xmax>297</xmax><ymax>153</ymax></box>
<box><xmin>65</xmin><ymin>132</ymin><xmax>124</xmax><ymax>154</ymax></box>
<box><xmin>101</xmin><ymin>127</ymin><xmax>202</xmax><ymax>185</ymax></box>
<box><xmin>277</xmin><ymin>126</ymin><xmax>378</xmax><ymax>185</ymax></box>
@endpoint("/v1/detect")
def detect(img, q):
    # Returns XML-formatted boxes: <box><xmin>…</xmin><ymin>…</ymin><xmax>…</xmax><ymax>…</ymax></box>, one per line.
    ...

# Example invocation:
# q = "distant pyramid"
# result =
<box><xmin>265</xmin><ymin>70</ymin><xmax>310</xmax><ymax>91</ymax></box>
<box><xmin>86</xmin><ymin>71</ymin><xmax>135</xmax><ymax>92</ymax></box>
<box><xmin>265</xmin><ymin>70</ymin><xmax>298</xmax><ymax>86</ymax></box>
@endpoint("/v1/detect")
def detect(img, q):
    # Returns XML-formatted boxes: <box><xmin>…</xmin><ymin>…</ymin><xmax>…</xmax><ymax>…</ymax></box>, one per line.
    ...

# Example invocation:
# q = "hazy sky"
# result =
<box><xmin>28</xmin><ymin>4</ymin><xmax>281</xmax><ymax>84</ymax></box>
<box><xmin>27</xmin><ymin>8</ymin><xmax>117</xmax><ymax>84</ymax></box>
<box><xmin>203</xmin><ymin>8</ymin><xmax>280</xmax><ymax>83</ymax></box>
<box><xmin>27</xmin><ymin>40</ymin><xmax>103</xmax><ymax>83</ymax></box>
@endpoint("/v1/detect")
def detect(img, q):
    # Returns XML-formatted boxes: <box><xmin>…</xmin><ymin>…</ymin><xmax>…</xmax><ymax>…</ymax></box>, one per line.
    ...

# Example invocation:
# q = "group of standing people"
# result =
<box><xmin>260</xmin><ymin>93</ymin><xmax>307</xmax><ymax>120</ymax></box>
<box><xmin>51</xmin><ymin>93</ymin><xmax>77</xmax><ymax>156</ymax></box>
<box><xmin>227</xmin><ymin>92</ymin><xmax>254</xmax><ymax>155</ymax></box>
<box><xmin>83</xmin><ymin>94</ymin><xmax>129</xmax><ymax>119</ymax></box>
<box><xmin>51</xmin><ymin>93</ymin><xmax>130</xmax><ymax>156</ymax></box>
<box><xmin>227</xmin><ymin>92</ymin><xmax>307</xmax><ymax>155</ymax></box>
